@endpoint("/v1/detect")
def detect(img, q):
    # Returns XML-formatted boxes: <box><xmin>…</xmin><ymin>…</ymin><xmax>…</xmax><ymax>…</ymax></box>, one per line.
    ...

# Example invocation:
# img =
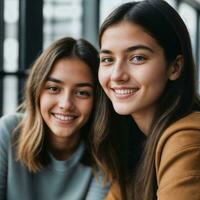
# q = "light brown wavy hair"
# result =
<box><xmin>14</xmin><ymin>37</ymin><xmax>100</xmax><ymax>172</ymax></box>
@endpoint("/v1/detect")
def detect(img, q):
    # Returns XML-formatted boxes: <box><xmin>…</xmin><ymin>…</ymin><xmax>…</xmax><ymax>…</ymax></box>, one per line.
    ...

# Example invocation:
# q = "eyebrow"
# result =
<box><xmin>126</xmin><ymin>45</ymin><xmax>153</xmax><ymax>53</ymax></box>
<box><xmin>47</xmin><ymin>77</ymin><xmax>62</xmax><ymax>83</ymax></box>
<box><xmin>46</xmin><ymin>77</ymin><xmax>94</xmax><ymax>88</ymax></box>
<box><xmin>100</xmin><ymin>45</ymin><xmax>154</xmax><ymax>54</ymax></box>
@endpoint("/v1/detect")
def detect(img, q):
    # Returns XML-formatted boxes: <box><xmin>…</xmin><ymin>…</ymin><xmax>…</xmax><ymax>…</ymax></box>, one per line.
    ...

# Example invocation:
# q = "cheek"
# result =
<box><xmin>135</xmin><ymin>66</ymin><xmax>168</xmax><ymax>86</ymax></box>
<box><xmin>39</xmin><ymin>93</ymin><xmax>53</xmax><ymax>113</ymax></box>
<box><xmin>39</xmin><ymin>94</ymin><xmax>45</xmax><ymax>110</ymax></box>
<box><xmin>98</xmin><ymin>68</ymin><xmax>108</xmax><ymax>87</ymax></box>
<box><xmin>79</xmin><ymin>100</ymin><xmax>94</xmax><ymax>117</ymax></box>
<box><xmin>138</xmin><ymin>69</ymin><xmax>168</xmax><ymax>99</ymax></box>
<box><xmin>39</xmin><ymin>96</ymin><xmax>47</xmax><ymax>118</ymax></box>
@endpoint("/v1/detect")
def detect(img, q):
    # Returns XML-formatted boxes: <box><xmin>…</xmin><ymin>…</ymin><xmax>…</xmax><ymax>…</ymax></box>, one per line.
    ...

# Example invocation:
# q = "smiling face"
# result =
<box><xmin>99</xmin><ymin>21</ymin><xmax>174</xmax><ymax>127</ymax></box>
<box><xmin>40</xmin><ymin>57</ymin><xmax>94</xmax><ymax>146</ymax></box>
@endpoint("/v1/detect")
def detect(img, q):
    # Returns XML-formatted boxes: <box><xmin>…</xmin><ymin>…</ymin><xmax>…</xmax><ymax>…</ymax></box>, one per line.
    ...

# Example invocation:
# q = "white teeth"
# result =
<box><xmin>54</xmin><ymin>114</ymin><xmax>75</xmax><ymax>121</ymax></box>
<box><xmin>114</xmin><ymin>89</ymin><xmax>138</xmax><ymax>95</ymax></box>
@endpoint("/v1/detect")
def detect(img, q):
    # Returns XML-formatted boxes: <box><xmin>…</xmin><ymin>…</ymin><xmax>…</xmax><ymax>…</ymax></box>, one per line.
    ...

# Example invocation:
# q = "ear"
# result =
<box><xmin>168</xmin><ymin>55</ymin><xmax>183</xmax><ymax>81</ymax></box>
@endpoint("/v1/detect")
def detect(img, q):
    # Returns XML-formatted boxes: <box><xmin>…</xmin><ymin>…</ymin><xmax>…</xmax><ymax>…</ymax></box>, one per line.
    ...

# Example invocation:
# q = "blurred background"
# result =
<box><xmin>0</xmin><ymin>0</ymin><xmax>200</xmax><ymax>116</ymax></box>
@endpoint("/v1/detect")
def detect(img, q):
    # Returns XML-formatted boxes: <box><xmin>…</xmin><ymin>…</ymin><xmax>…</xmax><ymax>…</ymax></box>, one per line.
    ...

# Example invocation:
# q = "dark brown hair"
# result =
<box><xmin>98</xmin><ymin>0</ymin><xmax>200</xmax><ymax>199</ymax></box>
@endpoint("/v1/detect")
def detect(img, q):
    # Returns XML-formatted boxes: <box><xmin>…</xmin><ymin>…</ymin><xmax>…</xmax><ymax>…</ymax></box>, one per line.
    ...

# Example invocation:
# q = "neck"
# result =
<box><xmin>48</xmin><ymin>134</ymin><xmax>81</xmax><ymax>161</ymax></box>
<box><xmin>131</xmin><ymin>109</ymin><xmax>155</xmax><ymax>135</ymax></box>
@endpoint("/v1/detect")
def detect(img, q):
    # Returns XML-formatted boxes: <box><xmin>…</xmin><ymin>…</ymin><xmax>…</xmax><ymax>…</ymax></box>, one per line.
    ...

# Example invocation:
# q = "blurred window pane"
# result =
<box><xmin>3</xmin><ymin>0</ymin><xmax>19</xmax><ymax>72</ymax></box>
<box><xmin>43</xmin><ymin>0</ymin><xmax>82</xmax><ymax>48</ymax></box>
<box><xmin>4</xmin><ymin>0</ymin><xmax>19</xmax><ymax>23</ymax></box>
<box><xmin>100</xmin><ymin>0</ymin><xmax>176</xmax><ymax>25</ymax></box>
<box><xmin>4</xmin><ymin>38</ymin><xmax>18</xmax><ymax>72</ymax></box>
<box><xmin>100</xmin><ymin>0</ymin><xmax>133</xmax><ymax>25</ymax></box>
<box><xmin>166</xmin><ymin>0</ymin><xmax>176</xmax><ymax>8</ymax></box>
<box><xmin>3</xmin><ymin>76</ymin><xmax>18</xmax><ymax>115</ymax></box>
<box><xmin>179</xmin><ymin>3</ymin><xmax>197</xmax><ymax>56</ymax></box>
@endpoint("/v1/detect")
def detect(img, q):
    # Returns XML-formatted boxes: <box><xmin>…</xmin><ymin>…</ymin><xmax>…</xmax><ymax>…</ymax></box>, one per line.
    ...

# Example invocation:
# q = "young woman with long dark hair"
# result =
<box><xmin>95</xmin><ymin>0</ymin><xmax>200</xmax><ymax>199</ymax></box>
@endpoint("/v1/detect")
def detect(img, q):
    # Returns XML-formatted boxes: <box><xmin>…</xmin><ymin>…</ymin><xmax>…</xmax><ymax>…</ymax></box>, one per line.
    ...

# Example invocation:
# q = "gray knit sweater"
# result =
<box><xmin>0</xmin><ymin>114</ymin><xmax>109</xmax><ymax>200</ymax></box>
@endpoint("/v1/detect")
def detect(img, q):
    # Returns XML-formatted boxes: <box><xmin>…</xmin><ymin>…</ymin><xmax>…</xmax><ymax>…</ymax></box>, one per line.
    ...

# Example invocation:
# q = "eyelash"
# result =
<box><xmin>130</xmin><ymin>55</ymin><xmax>146</xmax><ymax>64</ymax></box>
<box><xmin>100</xmin><ymin>57</ymin><xmax>113</xmax><ymax>64</ymax></box>
<box><xmin>46</xmin><ymin>86</ymin><xmax>61</xmax><ymax>94</ymax></box>
<box><xmin>75</xmin><ymin>90</ymin><xmax>92</xmax><ymax>98</ymax></box>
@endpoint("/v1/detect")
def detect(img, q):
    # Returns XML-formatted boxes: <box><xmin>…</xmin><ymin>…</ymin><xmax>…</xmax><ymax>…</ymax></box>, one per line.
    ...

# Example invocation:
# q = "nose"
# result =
<box><xmin>111</xmin><ymin>60</ymin><xmax>129</xmax><ymax>82</ymax></box>
<box><xmin>58</xmin><ymin>93</ymin><xmax>74</xmax><ymax>111</ymax></box>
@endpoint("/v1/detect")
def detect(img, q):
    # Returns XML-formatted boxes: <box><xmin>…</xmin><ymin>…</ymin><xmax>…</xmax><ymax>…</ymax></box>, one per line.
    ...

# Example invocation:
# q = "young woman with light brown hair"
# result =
<box><xmin>0</xmin><ymin>37</ymin><xmax>111</xmax><ymax>200</ymax></box>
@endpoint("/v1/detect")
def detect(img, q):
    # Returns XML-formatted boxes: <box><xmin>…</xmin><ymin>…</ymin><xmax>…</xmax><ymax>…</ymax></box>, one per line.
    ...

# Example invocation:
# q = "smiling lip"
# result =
<box><xmin>52</xmin><ymin>113</ymin><xmax>78</xmax><ymax>124</ymax></box>
<box><xmin>112</xmin><ymin>87</ymin><xmax>139</xmax><ymax>99</ymax></box>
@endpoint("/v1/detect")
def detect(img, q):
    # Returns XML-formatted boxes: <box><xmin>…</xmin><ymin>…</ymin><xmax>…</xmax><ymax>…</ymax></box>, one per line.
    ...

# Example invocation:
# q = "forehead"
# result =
<box><xmin>101</xmin><ymin>21</ymin><xmax>161</xmax><ymax>53</ymax></box>
<box><xmin>48</xmin><ymin>57</ymin><xmax>93</xmax><ymax>82</ymax></box>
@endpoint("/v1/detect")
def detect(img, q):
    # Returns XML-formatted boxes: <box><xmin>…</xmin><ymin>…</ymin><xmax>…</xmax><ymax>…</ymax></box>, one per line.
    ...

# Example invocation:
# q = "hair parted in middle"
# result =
<box><xmin>15</xmin><ymin>37</ymin><xmax>103</xmax><ymax>172</ymax></box>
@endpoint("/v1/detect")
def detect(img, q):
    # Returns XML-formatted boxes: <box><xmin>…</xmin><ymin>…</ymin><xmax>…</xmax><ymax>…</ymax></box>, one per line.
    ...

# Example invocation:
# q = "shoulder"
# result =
<box><xmin>0</xmin><ymin>113</ymin><xmax>22</xmax><ymax>128</ymax></box>
<box><xmin>156</xmin><ymin>112</ymin><xmax>200</xmax><ymax>198</ymax></box>
<box><xmin>0</xmin><ymin>113</ymin><xmax>22</xmax><ymax>123</ymax></box>
<box><xmin>0</xmin><ymin>113</ymin><xmax>23</xmax><ymax>137</ymax></box>
<box><xmin>0</xmin><ymin>113</ymin><xmax>23</xmax><ymax>160</ymax></box>
<box><xmin>157</xmin><ymin>111</ymin><xmax>200</xmax><ymax>154</ymax></box>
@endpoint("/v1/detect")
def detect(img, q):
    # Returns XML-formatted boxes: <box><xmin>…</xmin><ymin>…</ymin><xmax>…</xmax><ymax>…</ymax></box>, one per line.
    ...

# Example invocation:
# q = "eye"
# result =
<box><xmin>130</xmin><ymin>55</ymin><xmax>146</xmax><ymax>64</ymax></box>
<box><xmin>75</xmin><ymin>89</ymin><xmax>93</xmax><ymax>99</ymax></box>
<box><xmin>46</xmin><ymin>86</ymin><xmax>61</xmax><ymax>94</ymax></box>
<box><xmin>100</xmin><ymin>57</ymin><xmax>114</xmax><ymax>64</ymax></box>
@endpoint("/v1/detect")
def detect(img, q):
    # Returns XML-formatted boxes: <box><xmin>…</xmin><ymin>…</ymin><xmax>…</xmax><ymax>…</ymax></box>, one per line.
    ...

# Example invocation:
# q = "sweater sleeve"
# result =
<box><xmin>156</xmin><ymin>129</ymin><xmax>200</xmax><ymax>200</ymax></box>
<box><xmin>0</xmin><ymin>114</ymin><xmax>21</xmax><ymax>200</ymax></box>
<box><xmin>0</xmin><ymin>116</ymin><xmax>10</xmax><ymax>199</ymax></box>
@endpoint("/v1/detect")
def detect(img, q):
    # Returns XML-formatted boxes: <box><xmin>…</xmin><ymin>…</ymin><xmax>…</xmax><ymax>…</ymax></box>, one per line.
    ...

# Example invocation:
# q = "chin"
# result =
<box><xmin>113</xmin><ymin>105</ymin><xmax>132</xmax><ymax>115</ymax></box>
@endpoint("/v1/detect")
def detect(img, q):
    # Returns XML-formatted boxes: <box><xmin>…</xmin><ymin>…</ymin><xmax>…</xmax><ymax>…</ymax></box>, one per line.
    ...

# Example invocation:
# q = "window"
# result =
<box><xmin>2</xmin><ymin>0</ymin><xmax>19</xmax><ymax>115</ymax></box>
<box><xmin>166</xmin><ymin>0</ymin><xmax>176</xmax><ymax>8</ymax></box>
<box><xmin>179</xmin><ymin>3</ymin><xmax>197</xmax><ymax>57</ymax></box>
<box><xmin>100</xmin><ymin>0</ymin><xmax>176</xmax><ymax>25</ymax></box>
<box><xmin>100</xmin><ymin>0</ymin><xmax>132</xmax><ymax>25</ymax></box>
<box><xmin>43</xmin><ymin>0</ymin><xmax>83</xmax><ymax>48</ymax></box>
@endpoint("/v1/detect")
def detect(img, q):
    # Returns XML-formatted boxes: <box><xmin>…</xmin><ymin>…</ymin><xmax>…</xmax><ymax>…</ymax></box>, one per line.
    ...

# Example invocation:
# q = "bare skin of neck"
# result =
<box><xmin>48</xmin><ymin>133</ymin><xmax>81</xmax><ymax>161</ymax></box>
<box><xmin>131</xmin><ymin>109</ymin><xmax>155</xmax><ymax>135</ymax></box>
